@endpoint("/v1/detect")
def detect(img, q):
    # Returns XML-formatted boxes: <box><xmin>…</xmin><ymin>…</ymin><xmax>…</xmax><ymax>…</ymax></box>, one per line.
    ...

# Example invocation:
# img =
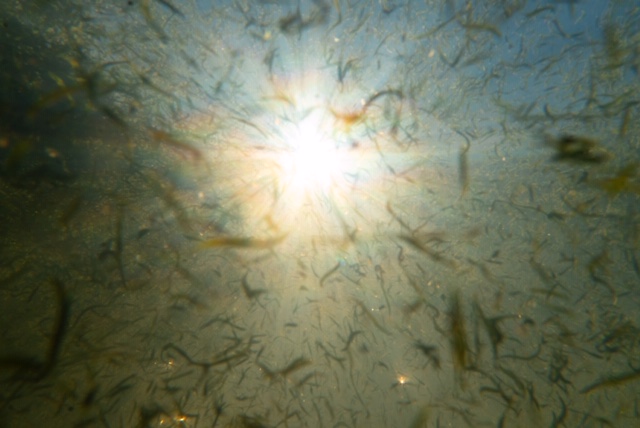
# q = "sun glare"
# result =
<box><xmin>278</xmin><ymin>111</ymin><xmax>347</xmax><ymax>193</ymax></box>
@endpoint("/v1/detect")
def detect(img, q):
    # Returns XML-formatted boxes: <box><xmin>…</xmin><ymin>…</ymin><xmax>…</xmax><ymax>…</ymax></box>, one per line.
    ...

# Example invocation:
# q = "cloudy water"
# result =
<box><xmin>1</xmin><ymin>0</ymin><xmax>639</xmax><ymax>427</ymax></box>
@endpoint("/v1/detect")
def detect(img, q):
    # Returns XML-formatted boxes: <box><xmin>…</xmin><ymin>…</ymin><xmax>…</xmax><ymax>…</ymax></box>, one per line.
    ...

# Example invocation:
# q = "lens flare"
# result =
<box><xmin>277</xmin><ymin>111</ymin><xmax>348</xmax><ymax>194</ymax></box>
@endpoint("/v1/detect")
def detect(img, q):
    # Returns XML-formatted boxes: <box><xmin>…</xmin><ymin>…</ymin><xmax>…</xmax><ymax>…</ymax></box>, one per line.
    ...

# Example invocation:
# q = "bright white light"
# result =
<box><xmin>279</xmin><ymin>112</ymin><xmax>346</xmax><ymax>192</ymax></box>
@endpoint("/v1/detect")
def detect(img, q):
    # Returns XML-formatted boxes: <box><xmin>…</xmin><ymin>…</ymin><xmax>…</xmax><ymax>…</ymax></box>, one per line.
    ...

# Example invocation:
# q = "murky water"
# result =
<box><xmin>1</xmin><ymin>1</ymin><xmax>639</xmax><ymax>427</ymax></box>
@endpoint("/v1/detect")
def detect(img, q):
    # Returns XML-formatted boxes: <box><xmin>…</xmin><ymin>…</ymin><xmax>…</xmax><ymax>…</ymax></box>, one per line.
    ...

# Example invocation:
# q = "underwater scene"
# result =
<box><xmin>1</xmin><ymin>0</ymin><xmax>639</xmax><ymax>427</ymax></box>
